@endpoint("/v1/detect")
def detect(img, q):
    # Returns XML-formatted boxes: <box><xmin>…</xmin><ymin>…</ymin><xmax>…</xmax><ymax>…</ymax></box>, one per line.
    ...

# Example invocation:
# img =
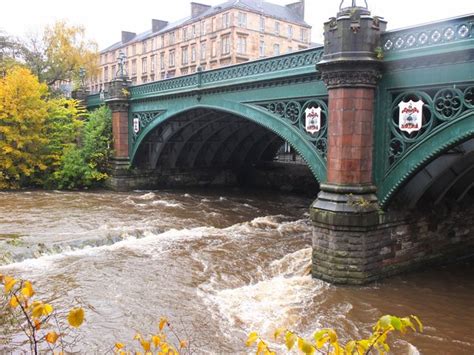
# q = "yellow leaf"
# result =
<box><xmin>179</xmin><ymin>340</ymin><xmax>187</xmax><ymax>349</ymax></box>
<box><xmin>45</xmin><ymin>331</ymin><xmax>59</xmax><ymax>344</ymax></box>
<box><xmin>246</xmin><ymin>331</ymin><xmax>259</xmax><ymax>347</ymax></box>
<box><xmin>274</xmin><ymin>327</ymin><xmax>285</xmax><ymax>340</ymax></box>
<box><xmin>21</xmin><ymin>281</ymin><xmax>35</xmax><ymax>298</ymax></box>
<box><xmin>298</xmin><ymin>337</ymin><xmax>315</xmax><ymax>354</ymax></box>
<box><xmin>257</xmin><ymin>340</ymin><xmax>266</xmax><ymax>352</ymax></box>
<box><xmin>159</xmin><ymin>317</ymin><xmax>168</xmax><ymax>331</ymax></box>
<box><xmin>9</xmin><ymin>296</ymin><xmax>19</xmax><ymax>308</ymax></box>
<box><xmin>34</xmin><ymin>319</ymin><xmax>41</xmax><ymax>331</ymax></box>
<box><xmin>67</xmin><ymin>307</ymin><xmax>84</xmax><ymax>327</ymax></box>
<box><xmin>140</xmin><ymin>339</ymin><xmax>151</xmax><ymax>351</ymax></box>
<box><xmin>411</xmin><ymin>315</ymin><xmax>423</xmax><ymax>332</ymax></box>
<box><xmin>134</xmin><ymin>333</ymin><xmax>142</xmax><ymax>340</ymax></box>
<box><xmin>152</xmin><ymin>335</ymin><xmax>161</xmax><ymax>347</ymax></box>
<box><xmin>285</xmin><ymin>331</ymin><xmax>297</xmax><ymax>350</ymax></box>
<box><xmin>32</xmin><ymin>302</ymin><xmax>53</xmax><ymax>318</ymax></box>
<box><xmin>345</xmin><ymin>340</ymin><xmax>356</xmax><ymax>354</ymax></box>
<box><xmin>115</xmin><ymin>343</ymin><xmax>125</xmax><ymax>349</ymax></box>
<box><xmin>4</xmin><ymin>276</ymin><xmax>17</xmax><ymax>293</ymax></box>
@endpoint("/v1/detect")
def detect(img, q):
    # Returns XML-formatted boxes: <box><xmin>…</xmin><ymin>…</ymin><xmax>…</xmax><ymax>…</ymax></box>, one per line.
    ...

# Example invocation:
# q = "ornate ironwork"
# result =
<box><xmin>253</xmin><ymin>98</ymin><xmax>328</xmax><ymax>159</ymax></box>
<box><xmin>382</xmin><ymin>15</ymin><xmax>473</xmax><ymax>53</ymax></box>
<box><xmin>131</xmin><ymin>111</ymin><xmax>165</xmax><ymax>143</ymax></box>
<box><xmin>129</xmin><ymin>47</ymin><xmax>324</xmax><ymax>99</ymax></box>
<box><xmin>339</xmin><ymin>0</ymin><xmax>368</xmax><ymax>9</ymax></box>
<box><xmin>387</xmin><ymin>85</ymin><xmax>474</xmax><ymax>168</ymax></box>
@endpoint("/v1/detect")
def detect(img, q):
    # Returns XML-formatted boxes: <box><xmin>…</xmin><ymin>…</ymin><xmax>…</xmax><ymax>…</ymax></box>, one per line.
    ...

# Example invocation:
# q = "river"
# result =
<box><xmin>0</xmin><ymin>190</ymin><xmax>473</xmax><ymax>354</ymax></box>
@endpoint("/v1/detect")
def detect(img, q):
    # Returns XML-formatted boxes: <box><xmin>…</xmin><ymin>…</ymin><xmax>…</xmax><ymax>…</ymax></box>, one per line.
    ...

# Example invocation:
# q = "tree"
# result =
<box><xmin>0</xmin><ymin>32</ymin><xmax>22</xmax><ymax>77</ymax></box>
<box><xmin>0</xmin><ymin>67</ymin><xmax>50</xmax><ymax>188</ymax></box>
<box><xmin>53</xmin><ymin>105</ymin><xmax>112</xmax><ymax>189</ymax></box>
<box><xmin>21</xmin><ymin>20</ymin><xmax>99</xmax><ymax>88</ymax></box>
<box><xmin>0</xmin><ymin>66</ymin><xmax>85</xmax><ymax>189</ymax></box>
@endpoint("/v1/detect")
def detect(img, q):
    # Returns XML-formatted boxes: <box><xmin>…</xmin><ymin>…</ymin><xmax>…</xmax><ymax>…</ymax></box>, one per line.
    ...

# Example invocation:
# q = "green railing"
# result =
<box><xmin>381</xmin><ymin>14</ymin><xmax>473</xmax><ymax>59</ymax></box>
<box><xmin>86</xmin><ymin>93</ymin><xmax>101</xmax><ymax>108</ymax></box>
<box><xmin>129</xmin><ymin>46</ymin><xmax>324</xmax><ymax>100</ymax></box>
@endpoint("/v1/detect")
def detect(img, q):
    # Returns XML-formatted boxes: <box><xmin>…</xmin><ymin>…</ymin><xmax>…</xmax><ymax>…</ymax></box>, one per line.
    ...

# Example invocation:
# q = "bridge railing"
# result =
<box><xmin>381</xmin><ymin>14</ymin><xmax>473</xmax><ymax>60</ymax></box>
<box><xmin>128</xmin><ymin>46</ymin><xmax>324</xmax><ymax>100</ymax></box>
<box><xmin>86</xmin><ymin>93</ymin><xmax>101</xmax><ymax>108</ymax></box>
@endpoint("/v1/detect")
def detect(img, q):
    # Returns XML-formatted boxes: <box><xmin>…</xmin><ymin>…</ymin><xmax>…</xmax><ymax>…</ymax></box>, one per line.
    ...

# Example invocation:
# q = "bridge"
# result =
<box><xmin>86</xmin><ymin>5</ymin><xmax>474</xmax><ymax>284</ymax></box>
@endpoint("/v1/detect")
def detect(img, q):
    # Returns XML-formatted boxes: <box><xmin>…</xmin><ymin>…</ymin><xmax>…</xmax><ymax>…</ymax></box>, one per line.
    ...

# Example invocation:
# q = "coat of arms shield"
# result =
<box><xmin>133</xmin><ymin>118</ymin><xmax>140</xmax><ymax>133</ymax></box>
<box><xmin>398</xmin><ymin>100</ymin><xmax>424</xmax><ymax>134</ymax></box>
<box><xmin>305</xmin><ymin>107</ymin><xmax>321</xmax><ymax>134</ymax></box>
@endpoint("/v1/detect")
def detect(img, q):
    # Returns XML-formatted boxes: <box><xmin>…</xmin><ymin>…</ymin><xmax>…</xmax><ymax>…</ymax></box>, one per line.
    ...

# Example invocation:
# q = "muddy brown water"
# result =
<box><xmin>0</xmin><ymin>190</ymin><xmax>472</xmax><ymax>353</ymax></box>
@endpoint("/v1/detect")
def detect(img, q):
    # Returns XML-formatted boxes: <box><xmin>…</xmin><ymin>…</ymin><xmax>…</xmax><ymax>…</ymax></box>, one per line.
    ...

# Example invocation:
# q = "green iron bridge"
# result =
<box><xmin>86</xmin><ymin>8</ymin><xmax>474</xmax><ymax>284</ymax></box>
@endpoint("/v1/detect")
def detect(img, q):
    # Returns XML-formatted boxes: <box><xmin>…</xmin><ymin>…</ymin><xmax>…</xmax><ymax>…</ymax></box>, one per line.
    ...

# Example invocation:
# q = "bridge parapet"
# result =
<box><xmin>128</xmin><ymin>47</ymin><xmax>324</xmax><ymax>100</ymax></box>
<box><xmin>382</xmin><ymin>14</ymin><xmax>473</xmax><ymax>60</ymax></box>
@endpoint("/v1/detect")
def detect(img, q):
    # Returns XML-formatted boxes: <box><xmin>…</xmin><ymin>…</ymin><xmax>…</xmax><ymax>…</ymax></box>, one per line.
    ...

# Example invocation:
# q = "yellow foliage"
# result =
<box><xmin>4</xmin><ymin>276</ymin><xmax>17</xmax><ymax>293</ymax></box>
<box><xmin>31</xmin><ymin>302</ymin><xmax>54</xmax><ymax>318</ymax></box>
<box><xmin>159</xmin><ymin>317</ymin><xmax>168</xmax><ymax>331</ymax></box>
<box><xmin>68</xmin><ymin>307</ymin><xmax>85</xmax><ymax>328</ymax></box>
<box><xmin>46</xmin><ymin>331</ymin><xmax>59</xmax><ymax>344</ymax></box>
<box><xmin>21</xmin><ymin>281</ymin><xmax>35</xmax><ymax>298</ymax></box>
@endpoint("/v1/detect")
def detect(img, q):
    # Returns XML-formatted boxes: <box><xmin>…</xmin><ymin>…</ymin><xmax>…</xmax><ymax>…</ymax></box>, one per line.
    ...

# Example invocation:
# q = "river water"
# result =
<box><xmin>0</xmin><ymin>190</ymin><xmax>473</xmax><ymax>354</ymax></box>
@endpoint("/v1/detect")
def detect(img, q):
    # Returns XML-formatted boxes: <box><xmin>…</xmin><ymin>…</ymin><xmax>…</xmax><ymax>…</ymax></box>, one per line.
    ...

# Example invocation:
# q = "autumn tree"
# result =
<box><xmin>0</xmin><ymin>32</ymin><xmax>22</xmax><ymax>76</ymax></box>
<box><xmin>0</xmin><ymin>66</ymin><xmax>85</xmax><ymax>189</ymax></box>
<box><xmin>21</xmin><ymin>20</ymin><xmax>99</xmax><ymax>88</ymax></box>
<box><xmin>0</xmin><ymin>66</ymin><xmax>50</xmax><ymax>188</ymax></box>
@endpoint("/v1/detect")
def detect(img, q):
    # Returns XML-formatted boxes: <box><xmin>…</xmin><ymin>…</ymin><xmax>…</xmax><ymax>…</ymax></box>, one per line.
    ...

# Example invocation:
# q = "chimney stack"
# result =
<box><xmin>121</xmin><ymin>31</ymin><xmax>136</xmax><ymax>44</ymax></box>
<box><xmin>152</xmin><ymin>19</ymin><xmax>169</xmax><ymax>33</ymax></box>
<box><xmin>191</xmin><ymin>2</ymin><xmax>211</xmax><ymax>18</ymax></box>
<box><xmin>286</xmin><ymin>0</ymin><xmax>305</xmax><ymax>20</ymax></box>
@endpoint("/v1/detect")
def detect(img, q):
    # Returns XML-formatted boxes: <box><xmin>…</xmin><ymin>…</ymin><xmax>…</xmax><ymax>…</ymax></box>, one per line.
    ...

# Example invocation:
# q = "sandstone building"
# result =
<box><xmin>90</xmin><ymin>0</ymin><xmax>311</xmax><ymax>92</ymax></box>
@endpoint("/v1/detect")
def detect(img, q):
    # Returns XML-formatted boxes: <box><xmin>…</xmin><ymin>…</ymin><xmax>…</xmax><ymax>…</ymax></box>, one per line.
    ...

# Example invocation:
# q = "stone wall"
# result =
<box><xmin>311</xmin><ymin>201</ymin><xmax>474</xmax><ymax>284</ymax></box>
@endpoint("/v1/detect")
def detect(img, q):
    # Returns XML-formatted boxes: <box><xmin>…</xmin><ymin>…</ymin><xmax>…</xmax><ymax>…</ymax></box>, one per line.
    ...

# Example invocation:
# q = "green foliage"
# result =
<box><xmin>54</xmin><ymin>106</ymin><xmax>112</xmax><ymax>189</ymax></box>
<box><xmin>247</xmin><ymin>314</ymin><xmax>423</xmax><ymax>354</ymax></box>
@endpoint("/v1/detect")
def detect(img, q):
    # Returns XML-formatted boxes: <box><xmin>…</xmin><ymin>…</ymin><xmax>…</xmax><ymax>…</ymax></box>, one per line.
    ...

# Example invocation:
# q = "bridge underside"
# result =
<box><xmin>395</xmin><ymin>138</ymin><xmax>474</xmax><ymax>208</ymax></box>
<box><xmin>132</xmin><ymin>108</ymin><xmax>318</xmax><ymax>192</ymax></box>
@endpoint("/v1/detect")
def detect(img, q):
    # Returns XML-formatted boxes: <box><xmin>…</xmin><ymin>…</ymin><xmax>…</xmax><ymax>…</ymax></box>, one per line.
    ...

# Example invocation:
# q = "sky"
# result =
<box><xmin>1</xmin><ymin>0</ymin><xmax>473</xmax><ymax>49</ymax></box>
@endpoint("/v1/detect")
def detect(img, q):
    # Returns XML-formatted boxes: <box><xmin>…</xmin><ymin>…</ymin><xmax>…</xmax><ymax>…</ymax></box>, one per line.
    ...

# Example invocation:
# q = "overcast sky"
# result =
<box><xmin>1</xmin><ymin>0</ymin><xmax>472</xmax><ymax>49</ymax></box>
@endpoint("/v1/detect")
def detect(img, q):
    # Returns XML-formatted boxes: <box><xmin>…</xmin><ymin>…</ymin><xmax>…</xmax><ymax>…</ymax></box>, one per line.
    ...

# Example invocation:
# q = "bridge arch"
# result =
<box><xmin>380</xmin><ymin>111</ymin><xmax>474</xmax><ymax>207</ymax></box>
<box><xmin>130</xmin><ymin>99</ymin><xmax>327</xmax><ymax>183</ymax></box>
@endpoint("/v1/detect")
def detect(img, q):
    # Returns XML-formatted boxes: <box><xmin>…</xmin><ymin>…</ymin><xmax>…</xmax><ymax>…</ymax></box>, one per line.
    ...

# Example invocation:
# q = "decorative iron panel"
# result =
<box><xmin>387</xmin><ymin>85</ymin><xmax>474</xmax><ymax>169</ymax></box>
<box><xmin>252</xmin><ymin>97</ymin><xmax>328</xmax><ymax>159</ymax></box>
<box><xmin>382</xmin><ymin>15</ymin><xmax>473</xmax><ymax>54</ymax></box>
<box><xmin>130</xmin><ymin>110</ymin><xmax>166</xmax><ymax>144</ymax></box>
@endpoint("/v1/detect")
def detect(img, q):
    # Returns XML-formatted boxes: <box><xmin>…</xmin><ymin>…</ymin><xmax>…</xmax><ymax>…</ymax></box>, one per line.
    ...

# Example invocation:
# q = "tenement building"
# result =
<box><xmin>90</xmin><ymin>0</ymin><xmax>311</xmax><ymax>92</ymax></box>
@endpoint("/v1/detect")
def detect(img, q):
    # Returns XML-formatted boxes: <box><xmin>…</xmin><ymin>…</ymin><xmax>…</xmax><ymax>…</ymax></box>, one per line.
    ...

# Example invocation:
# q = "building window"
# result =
<box><xmin>238</xmin><ymin>12</ymin><xmax>247</xmax><ymax>28</ymax></box>
<box><xmin>212</xmin><ymin>17</ymin><xmax>216</xmax><ymax>32</ymax></box>
<box><xmin>274</xmin><ymin>21</ymin><xmax>280</xmax><ymax>35</ymax></box>
<box><xmin>237</xmin><ymin>36</ymin><xmax>247</xmax><ymax>54</ymax></box>
<box><xmin>288</xmin><ymin>25</ymin><xmax>293</xmax><ymax>39</ymax></box>
<box><xmin>192</xmin><ymin>24</ymin><xmax>196</xmax><ymax>38</ymax></box>
<box><xmin>131</xmin><ymin>59</ymin><xmax>137</xmax><ymax>76</ymax></box>
<box><xmin>182</xmin><ymin>47</ymin><xmax>188</xmax><ymax>65</ymax></box>
<box><xmin>273</xmin><ymin>43</ymin><xmax>280</xmax><ymax>56</ymax></box>
<box><xmin>104</xmin><ymin>66</ymin><xmax>108</xmax><ymax>82</ymax></box>
<box><xmin>150</xmin><ymin>55</ymin><xmax>156</xmax><ymax>73</ymax></box>
<box><xmin>287</xmin><ymin>46</ymin><xmax>293</xmax><ymax>53</ymax></box>
<box><xmin>259</xmin><ymin>41</ymin><xmax>265</xmax><ymax>57</ymax></box>
<box><xmin>161</xmin><ymin>35</ymin><xmax>165</xmax><ymax>48</ymax></box>
<box><xmin>142</xmin><ymin>57</ymin><xmax>147</xmax><ymax>73</ymax></box>
<box><xmin>169</xmin><ymin>50</ymin><xmax>175</xmax><ymax>67</ymax></box>
<box><xmin>142</xmin><ymin>41</ymin><xmax>147</xmax><ymax>54</ymax></box>
<box><xmin>222</xmin><ymin>13</ymin><xmax>230</xmax><ymax>29</ymax></box>
<box><xmin>211</xmin><ymin>40</ymin><xmax>217</xmax><ymax>57</ymax></box>
<box><xmin>169</xmin><ymin>31</ymin><xmax>175</xmax><ymax>45</ymax></box>
<box><xmin>221</xmin><ymin>36</ymin><xmax>230</xmax><ymax>55</ymax></box>
<box><xmin>151</xmin><ymin>38</ymin><xmax>155</xmax><ymax>51</ymax></box>
<box><xmin>132</xmin><ymin>44</ymin><xmax>136</xmax><ymax>56</ymax></box>
<box><xmin>160</xmin><ymin>52</ymin><xmax>165</xmax><ymax>70</ymax></box>
<box><xmin>300</xmin><ymin>28</ymin><xmax>306</xmax><ymax>42</ymax></box>
<box><xmin>191</xmin><ymin>45</ymin><xmax>196</xmax><ymax>62</ymax></box>
<box><xmin>201</xmin><ymin>20</ymin><xmax>206</xmax><ymax>35</ymax></box>
<box><xmin>125</xmin><ymin>47</ymin><xmax>129</xmax><ymax>56</ymax></box>
<box><xmin>182</xmin><ymin>28</ymin><xmax>188</xmax><ymax>41</ymax></box>
<box><xmin>259</xmin><ymin>16</ymin><xmax>265</xmax><ymax>32</ymax></box>
<box><xmin>200</xmin><ymin>42</ymin><xmax>206</xmax><ymax>60</ymax></box>
<box><xmin>111</xmin><ymin>65</ymin><xmax>116</xmax><ymax>79</ymax></box>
